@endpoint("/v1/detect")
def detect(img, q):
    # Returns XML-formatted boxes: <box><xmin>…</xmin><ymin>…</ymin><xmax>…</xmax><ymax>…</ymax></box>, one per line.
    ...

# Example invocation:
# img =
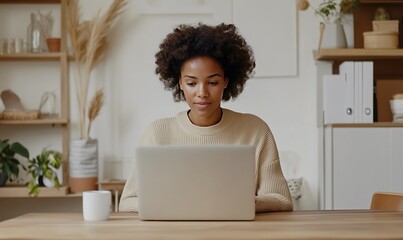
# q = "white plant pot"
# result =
<box><xmin>69</xmin><ymin>139</ymin><xmax>98</xmax><ymax>178</ymax></box>
<box><xmin>36</xmin><ymin>165</ymin><xmax>62</xmax><ymax>188</ymax></box>
<box><xmin>319</xmin><ymin>23</ymin><xmax>348</xmax><ymax>49</ymax></box>
<box><xmin>69</xmin><ymin>139</ymin><xmax>98</xmax><ymax>193</ymax></box>
<box><xmin>343</xmin><ymin>14</ymin><xmax>355</xmax><ymax>48</ymax></box>
<box><xmin>37</xmin><ymin>176</ymin><xmax>55</xmax><ymax>187</ymax></box>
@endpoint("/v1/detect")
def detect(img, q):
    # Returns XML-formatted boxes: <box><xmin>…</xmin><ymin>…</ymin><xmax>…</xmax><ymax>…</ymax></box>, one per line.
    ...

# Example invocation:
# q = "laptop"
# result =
<box><xmin>135</xmin><ymin>145</ymin><xmax>256</xmax><ymax>221</ymax></box>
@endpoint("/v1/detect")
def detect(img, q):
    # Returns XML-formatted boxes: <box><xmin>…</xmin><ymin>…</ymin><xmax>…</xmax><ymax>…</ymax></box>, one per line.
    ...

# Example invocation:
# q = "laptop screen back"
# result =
<box><xmin>135</xmin><ymin>145</ymin><xmax>256</xmax><ymax>220</ymax></box>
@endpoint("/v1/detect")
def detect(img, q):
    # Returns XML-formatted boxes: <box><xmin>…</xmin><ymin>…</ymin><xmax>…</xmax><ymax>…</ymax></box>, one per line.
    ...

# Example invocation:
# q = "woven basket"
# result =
<box><xmin>2</xmin><ymin>110</ymin><xmax>40</xmax><ymax>120</ymax></box>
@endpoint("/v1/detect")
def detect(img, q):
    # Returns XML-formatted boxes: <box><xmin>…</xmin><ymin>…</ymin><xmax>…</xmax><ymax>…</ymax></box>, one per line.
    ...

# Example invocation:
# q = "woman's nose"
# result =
<box><xmin>197</xmin><ymin>84</ymin><xmax>209</xmax><ymax>97</ymax></box>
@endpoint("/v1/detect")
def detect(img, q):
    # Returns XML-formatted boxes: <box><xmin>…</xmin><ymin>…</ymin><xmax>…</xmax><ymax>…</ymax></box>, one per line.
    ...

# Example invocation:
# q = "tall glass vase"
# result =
<box><xmin>27</xmin><ymin>13</ymin><xmax>44</xmax><ymax>53</ymax></box>
<box><xmin>69</xmin><ymin>139</ymin><xmax>98</xmax><ymax>193</ymax></box>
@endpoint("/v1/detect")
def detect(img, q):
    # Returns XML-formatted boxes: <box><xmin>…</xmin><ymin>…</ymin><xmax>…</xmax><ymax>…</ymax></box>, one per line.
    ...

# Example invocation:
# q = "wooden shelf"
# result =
<box><xmin>328</xmin><ymin>122</ymin><xmax>403</xmax><ymax>128</ymax></box>
<box><xmin>99</xmin><ymin>179</ymin><xmax>126</xmax><ymax>192</ymax></box>
<box><xmin>316</xmin><ymin>48</ymin><xmax>403</xmax><ymax>61</ymax></box>
<box><xmin>0</xmin><ymin>117</ymin><xmax>68</xmax><ymax>125</ymax></box>
<box><xmin>360</xmin><ymin>0</ymin><xmax>403</xmax><ymax>3</ymax></box>
<box><xmin>0</xmin><ymin>0</ymin><xmax>60</xmax><ymax>4</ymax></box>
<box><xmin>0</xmin><ymin>53</ymin><xmax>67</xmax><ymax>61</ymax></box>
<box><xmin>0</xmin><ymin>185</ymin><xmax>78</xmax><ymax>198</ymax></box>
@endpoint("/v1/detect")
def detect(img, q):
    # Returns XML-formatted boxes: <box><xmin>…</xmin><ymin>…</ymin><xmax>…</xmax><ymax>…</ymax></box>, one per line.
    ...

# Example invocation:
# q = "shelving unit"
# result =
<box><xmin>0</xmin><ymin>185</ymin><xmax>72</xmax><ymax>197</ymax></box>
<box><xmin>329</xmin><ymin>122</ymin><xmax>403</xmax><ymax>128</ymax></box>
<box><xmin>0</xmin><ymin>52</ymin><xmax>66</xmax><ymax>61</ymax></box>
<box><xmin>0</xmin><ymin>0</ymin><xmax>70</xmax><ymax>197</ymax></box>
<box><xmin>318</xmin><ymin>1</ymin><xmax>403</xmax><ymax>210</ymax></box>
<box><xmin>317</xmin><ymin>48</ymin><xmax>403</xmax><ymax>127</ymax></box>
<box><xmin>317</xmin><ymin>48</ymin><xmax>403</xmax><ymax>61</ymax></box>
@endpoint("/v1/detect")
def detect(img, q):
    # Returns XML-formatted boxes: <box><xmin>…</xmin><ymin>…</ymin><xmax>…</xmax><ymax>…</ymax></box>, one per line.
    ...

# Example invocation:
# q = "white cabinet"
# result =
<box><xmin>324</xmin><ymin>126</ymin><xmax>403</xmax><ymax>210</ymax></box>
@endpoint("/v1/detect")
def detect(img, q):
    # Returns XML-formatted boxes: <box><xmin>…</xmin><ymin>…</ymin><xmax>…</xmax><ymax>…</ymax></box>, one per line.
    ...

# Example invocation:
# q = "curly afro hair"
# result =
<box><xmin>155</xmin><ymin>23</ymin><xmax>255</xmax><ymax>102</ymax></box>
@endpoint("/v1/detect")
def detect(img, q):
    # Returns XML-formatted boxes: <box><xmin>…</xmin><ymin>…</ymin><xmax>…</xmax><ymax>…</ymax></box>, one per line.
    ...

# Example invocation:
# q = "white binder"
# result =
<box><xmin>354</xmin><ymin>62</ymin><xmax>363</xmax><ymax>123</ymax></box>
<box><xmin>362</xmin><ymin>62</ymin><xmax>374</xmax><ymax>123</ymax></box>
<box><xmin>339</xmin><ymin>61</ymin><xmax>356</xmax><ymax>123</ymax></box>
<box><xmin>323</xmin><ymin>61</ymin><xmax>373</xmax><ymax>124</ymax></box>
<box><xmin>323</xmin><ymin>74</ymin><xmax>354</xmax><ymax>124</ymax></box>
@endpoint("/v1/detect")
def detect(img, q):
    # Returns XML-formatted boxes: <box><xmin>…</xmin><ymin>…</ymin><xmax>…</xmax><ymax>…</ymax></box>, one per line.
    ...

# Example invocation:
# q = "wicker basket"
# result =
<box><xmin>2</xmin><ymin>110</ymin><xmax>40</xmax><ymax>120</ymax></box>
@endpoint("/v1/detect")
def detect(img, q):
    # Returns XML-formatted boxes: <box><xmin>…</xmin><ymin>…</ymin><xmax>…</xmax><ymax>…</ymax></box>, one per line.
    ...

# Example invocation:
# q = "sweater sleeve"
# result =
<box><xmin>119</xmin><ymin>123</ymin><xmax>158</xmax><ymax>212</ymax></box>
<box><xmin>118</xmin><ymin>159</ymin><xmax>138</xmax><ymax>212</ymax></box>
<box><xmin>255</xmin><ymin>159</ymin><xmax>293</xmax><ymax>212</ymax></box>
<box><xmin>255</xmin><ymin>127</ymin><xmax>293</xmax><ymax>212</ymax></box>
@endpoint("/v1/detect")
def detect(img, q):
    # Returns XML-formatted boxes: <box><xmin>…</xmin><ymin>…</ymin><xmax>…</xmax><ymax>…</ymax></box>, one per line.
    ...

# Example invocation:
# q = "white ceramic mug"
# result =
<box><xmin>83</xmin><ymin>190</ymin><xmax>111</xmax><ymax>221</ymax></box>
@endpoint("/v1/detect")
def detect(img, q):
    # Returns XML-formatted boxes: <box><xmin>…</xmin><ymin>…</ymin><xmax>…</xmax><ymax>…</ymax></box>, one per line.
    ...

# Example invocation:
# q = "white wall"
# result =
<box><xmin>1</xmin><ymin>0</ymin><xmax>322</xmax><ymax>211</ymax></box>
<box><xmin>79</xmin><ymin>0</ymin><xmax>321</xmax><ymax>210</ymax></box>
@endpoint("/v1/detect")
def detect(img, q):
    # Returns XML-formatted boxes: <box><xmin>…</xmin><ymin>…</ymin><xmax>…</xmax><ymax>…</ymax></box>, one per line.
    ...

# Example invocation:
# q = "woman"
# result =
<box><xmin>119</xmin><ymin>23</ymin><xmax>293</xmax><ymax>212</ymax></box>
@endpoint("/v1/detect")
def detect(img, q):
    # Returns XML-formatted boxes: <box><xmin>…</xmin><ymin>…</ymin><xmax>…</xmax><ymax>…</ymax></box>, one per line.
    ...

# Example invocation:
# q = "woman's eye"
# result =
<box><xmin>186</xmin><ymin>82</ymin><xmax>196</xmax><ymax>86</ymax></box>
<box><xmin>209</xmin><ymin>82</ymin><xmax>219</xmax><ymax>86</ymax></box>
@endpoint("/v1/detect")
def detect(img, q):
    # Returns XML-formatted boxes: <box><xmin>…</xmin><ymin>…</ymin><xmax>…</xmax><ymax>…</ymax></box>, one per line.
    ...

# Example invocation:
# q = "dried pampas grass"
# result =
<box><xmin>87</xmin><ymin>89</ymin><xmax>105</xmax><ymax>139</ymax></box>
<box><xmin>66</xmin><ymin>0</ymin><xmax>127</xmax><ymax>140</ymax></box>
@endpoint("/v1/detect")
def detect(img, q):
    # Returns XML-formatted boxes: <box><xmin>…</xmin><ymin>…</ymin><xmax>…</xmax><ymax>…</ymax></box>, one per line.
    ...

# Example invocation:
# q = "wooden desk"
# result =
<box><xmin>0</xmin><ymin>211</ymin><xmax>403</xmax><ymax>239</ymax></box>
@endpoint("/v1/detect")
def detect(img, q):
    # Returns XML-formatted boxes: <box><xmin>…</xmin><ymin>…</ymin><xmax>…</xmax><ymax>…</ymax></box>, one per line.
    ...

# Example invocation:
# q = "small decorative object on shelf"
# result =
<box><xmin>25</xmin><ymin>150</ymin><xmax>62</xmax><ymax>197</ymax></box>
<box><xmin>0</xmin><ymin>89</ymin><xmax>57</xmax><ymax>120</ymax></box>
<box><xmin>363</xmin><ymin>7</ymin><xmax>399</xmax><ymax>49</ymax></box>
<box><xmin>373</xmin><ymin>20</ymin><xmax>399</xmax><ymax>33</ymax></box>
<box><xmin>40</xmin><ymin>91</ymin><xmax>58</xmax><ymax>118</ymax></box>
<box><xmin>364</xmin><ymin>31</ymin><xmax>398</xmax><ymax>49</ymax></box>
<box><xmin>0</xmin><ymin>38</ymin><xmax>7</xmax><ymax>55</ymax></box>
<box><xmin>374</xmin><ymin>7</ymin><xmax>390</xmax><ymax>21</ymax></box>
<box><xmin>26</xmin><ymin>10</ymin><xmax>54</xmax><ymax>53</ymax></box>
<box><xmin>390</xmin><ymin>94</ymin><xmax>403</xmax><ymax>123</ymax></box>
<box><xmin>296</xmin><ymin>0</ymin><xmax>360</xmax><ymax>24</ymax></box>
<box><xmin>0</xmin><ymin>139</ymin><xmax>30</xmax><ymax>187</ymax></box>
<box><xmin>38</xmin><ymin>10</ymin><xmax>54</xmax><ymax>52</ymax></box>
<box><xmin>297</xmin><ymin>0</ymin><xmax>360</xmax><ymax>50</ymax></box>
<box><xmin>27</xmin><ymin>13</ymin><xmax>43</xmax><ymax>53</ymax></box>
<box><xmin>46</xmin><ymin>38</ymin><xmax>61</xmax><ymax>52</ymax></box>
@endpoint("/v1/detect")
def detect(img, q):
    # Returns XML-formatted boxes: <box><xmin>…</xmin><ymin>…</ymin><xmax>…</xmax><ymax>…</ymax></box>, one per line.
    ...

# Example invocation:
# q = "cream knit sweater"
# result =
<box><xmin>119</xmin><ymin>109</ymin><xmax>293</xmax><ymax>212</ymax></box>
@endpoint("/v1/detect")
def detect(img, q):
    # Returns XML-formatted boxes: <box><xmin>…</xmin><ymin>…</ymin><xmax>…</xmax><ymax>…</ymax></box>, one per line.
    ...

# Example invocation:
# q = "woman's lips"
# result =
<box><xmin>195</xmin><ymin>102</ymin><xmax>210</xmax><ymax>109</ymax></box>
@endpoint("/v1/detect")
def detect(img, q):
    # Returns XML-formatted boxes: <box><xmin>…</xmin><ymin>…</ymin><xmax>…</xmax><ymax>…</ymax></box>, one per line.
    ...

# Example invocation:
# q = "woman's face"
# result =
<box><xmin>179</xmin><ymin>56</ymin><xmax>228</xmax><ymax>127</ymax></box>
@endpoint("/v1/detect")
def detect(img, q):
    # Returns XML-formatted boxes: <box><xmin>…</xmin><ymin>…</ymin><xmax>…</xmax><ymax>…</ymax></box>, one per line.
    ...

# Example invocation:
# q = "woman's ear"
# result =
<box><xmin>224</xmin><ymin>78</ymin><xmax>229</xmax><ymax>89</ymax></box>
<box><xmin>179</xmin><ymin>78</ymin><xmax>183</xmax><ymax>90</ymax></box>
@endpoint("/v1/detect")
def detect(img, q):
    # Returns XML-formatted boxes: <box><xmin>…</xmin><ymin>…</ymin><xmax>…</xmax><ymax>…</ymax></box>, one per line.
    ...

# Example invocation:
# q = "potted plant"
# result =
<box><xmin>0</xmin><ymin>139</ymin><xmax>30</xmax><ymax>187</ymax></box>
<box><xmin>25</xmin><ymin>150</ymin><xmax>62</xmax><ymax>197</ymax></box>
<box><xmin>297</xmin><ymin>0</ymin><xmax>360</xmax><ymax>49</ymax></box>
<box><xmin>297</xmin><ymin>0</ymin><xmax>360</xmax><ymax>24</ymax></box>
<box><xmin>66</xmin><ymin>0</ymin><xmax>127</xmax><ymax>192</ymax></box>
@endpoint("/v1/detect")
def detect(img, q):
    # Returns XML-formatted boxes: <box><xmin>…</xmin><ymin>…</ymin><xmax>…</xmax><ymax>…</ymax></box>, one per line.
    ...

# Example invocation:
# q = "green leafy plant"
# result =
<box><xmin>25</xmin><ymin>150</ymin><xmax>62</xmax><ymax>197</ymax></box>
<box><xmin>297</xmin><ymin>0</ymin><xmax>360</xmax><ymax>24</ymax></box>
<box><xmin>0</xmin><ymin>139</ymin><xmax>30</xmax><ymax>186</ymax></box>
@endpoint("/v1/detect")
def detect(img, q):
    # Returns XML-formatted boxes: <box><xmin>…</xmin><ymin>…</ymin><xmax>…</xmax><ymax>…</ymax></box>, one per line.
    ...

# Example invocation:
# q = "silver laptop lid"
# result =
<box><xmin>135</xmin><ymin>145</ymin><xmax>256</xmax><ymax>221</ymax></box>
